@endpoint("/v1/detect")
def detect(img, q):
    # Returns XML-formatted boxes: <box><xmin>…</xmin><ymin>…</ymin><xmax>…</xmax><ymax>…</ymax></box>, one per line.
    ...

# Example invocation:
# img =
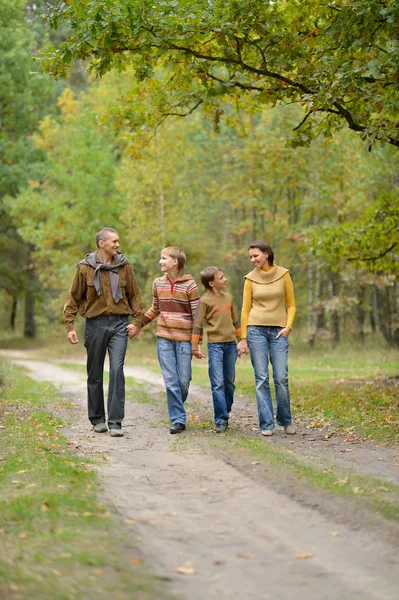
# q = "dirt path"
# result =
<box><xmin>3</xmin><ymin>351</ymin><xmax>399</xmax><ymax>600</ymax></box>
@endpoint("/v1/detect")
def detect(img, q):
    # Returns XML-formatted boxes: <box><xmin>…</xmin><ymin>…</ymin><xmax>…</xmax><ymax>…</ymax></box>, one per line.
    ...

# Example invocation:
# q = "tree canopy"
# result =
<box><xmin>41</xmin><ymin>0</ymin><xmax>399</xmax><ymax>148</ymax></box>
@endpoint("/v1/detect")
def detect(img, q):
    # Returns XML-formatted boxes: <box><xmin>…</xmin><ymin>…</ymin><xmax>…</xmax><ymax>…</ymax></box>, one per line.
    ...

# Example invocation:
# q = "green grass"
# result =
<box><xmin>206</xmin><ymin>434</ymin><xmax>399</xmax><ymax>521</ymax></box>
<box><xmin>0</xmin><ymin>360</ymin><xmax>171</xmax><ymax>600</ymax></box>
<box><xmin>190</xmin><ymin>348</ymin><xmax>399</xmax><ymax>445</ymax></box>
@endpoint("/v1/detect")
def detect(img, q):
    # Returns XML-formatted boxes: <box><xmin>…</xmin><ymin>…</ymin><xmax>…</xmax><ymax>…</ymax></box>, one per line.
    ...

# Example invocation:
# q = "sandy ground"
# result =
<box><xmin>2</xmin><ymin>350</ymin><xmax>399</xmax><ymax>600</ymax></box>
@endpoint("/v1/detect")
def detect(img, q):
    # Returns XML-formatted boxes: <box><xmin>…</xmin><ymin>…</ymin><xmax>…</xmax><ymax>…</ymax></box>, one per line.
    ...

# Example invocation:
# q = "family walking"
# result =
<box><xmin>63</xmin><ymin>228</ymin><xmax>296</xmax><ymax>437</ymax></box>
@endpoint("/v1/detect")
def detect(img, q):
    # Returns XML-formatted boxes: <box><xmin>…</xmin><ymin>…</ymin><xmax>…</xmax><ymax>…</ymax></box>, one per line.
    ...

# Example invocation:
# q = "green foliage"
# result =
<box><xmin>313</xmin><ymin>193</ymin><xmax>399</xmax><ymax>275</ymax></box>
<box><xmin>40</xmin><ymin>0</ymin><xmax>399</xmax><ymax>148</ymax></box>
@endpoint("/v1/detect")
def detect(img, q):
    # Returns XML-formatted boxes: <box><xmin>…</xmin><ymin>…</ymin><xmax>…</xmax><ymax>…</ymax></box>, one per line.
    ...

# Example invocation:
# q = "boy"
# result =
<box><xmin>192</xmin><ymin>267</ymin><xmax>241</xmax><ymax>433</ymax></box>
<box><xmin>137</xmin><ymin>246</ymin><xmax>199</xmax><ymax>434</ymax></box>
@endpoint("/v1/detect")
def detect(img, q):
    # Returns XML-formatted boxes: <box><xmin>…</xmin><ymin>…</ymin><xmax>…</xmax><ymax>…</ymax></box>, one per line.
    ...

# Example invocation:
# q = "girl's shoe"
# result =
<box><xmin>261</xmin><ymin>429</ymin><xmax>273</xmax><ymax>436</ymax></box>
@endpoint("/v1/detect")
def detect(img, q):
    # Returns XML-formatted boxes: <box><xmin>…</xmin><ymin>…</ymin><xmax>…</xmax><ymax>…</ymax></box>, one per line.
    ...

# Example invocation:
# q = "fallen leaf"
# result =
<box><xmin>9</xmin><ymin>584</ymin><xmax>20</xmax><ymax>592</ymax></box>
<box><xmin>352</xmin><ymin>487</ymin><xmax>363</xmax><ymax>494</ymax></box>
<box><xmin>176</xmin><ymin>564</ymin><xmax>196</xmax><ymax>575</ymax></box>
<box><xmin>295</xmin><ymin>552</ymin><xmax>314</xmax><ymax>560</ymax></box>
<box><xmin>41</xmin><ymin>501</ymin><xmax>50</xmax><ymax>512</ymax></box>
<box><xmin>251</xmin><ymin>461</ymin><xmax>260</xmax><ymax>465</ymax></box>
<box><xmin>376</xmin><ymin>486</ymin><xmax>389</xmax><ymax>492</ymax></box>
<box><xmin>237</xmin><ymin>552</ymin><xmax>256</xmax><ymax>559</ymax></box>
<box><xmin>17</xmin><ymin>470</ymin><xmax>29</xmax><ymax>474</ymax></box>
<box><xmin>102</xmin><ymin>456</ymin><xmax>110</xmax><ymax>461</ymax></box>
<box><xmin>214</xmin><ymin>559</ymin><xmax>225</xmax><ymax>565</ymax></box>
<box><xmin>200</xmin><ymin>488</ymin><xmax>208</xmax><ymax>493</ymax></box>
<box><xmin>129</xmin><ymin>557</ymin><xmax>141</xmax><ymax>566</ymax></box>
<box><xmin>328</xmin><ymin>531</ymin><xmax>341</xmax><ymax>537</ymax></box>
<box><xmin>125</xmin><ymin>519</ymin><xmax>135</xmax><ymax>525</ymax></box>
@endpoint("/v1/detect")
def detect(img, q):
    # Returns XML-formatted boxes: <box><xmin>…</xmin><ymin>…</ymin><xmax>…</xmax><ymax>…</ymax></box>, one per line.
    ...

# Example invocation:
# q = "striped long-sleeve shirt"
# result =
<box><xmin>142</xmin><ymin>274</ymin><xmax>199</xmax><ymax>341</ymax></box>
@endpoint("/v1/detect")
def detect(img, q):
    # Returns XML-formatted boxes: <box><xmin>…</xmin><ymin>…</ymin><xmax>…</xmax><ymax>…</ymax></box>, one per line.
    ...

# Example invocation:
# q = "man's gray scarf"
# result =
<box><xmin>79</xmin><ymin>251</ymin><xmax>130</xmax><ymax>303</ymax></box>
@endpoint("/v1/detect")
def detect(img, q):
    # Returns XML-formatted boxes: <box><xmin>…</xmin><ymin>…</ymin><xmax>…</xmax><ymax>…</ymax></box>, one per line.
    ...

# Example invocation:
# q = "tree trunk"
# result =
<box><xmin>372</xmin><ymin>285</ymin><xmax>391</xmax><ymax>344</ymax></box>
<box><xmin>356</xmin><ymin>285</ymin><xmax>366</xmax><ymax>344</ymax></box>
<box><xmin>24</xmin><ymin>295</ymin><xmax>36</xmax><ymax>338</ymax></box>
<box><xmin>307</xmin><ymin>260</ymin><xmax>315</xmax><ymax>348</ymax></box>
<box><xmin>328</xmin><ymin>273</ymin><xmax>340</xmax><ymax>345</ymax></box>
<box><xmin>315</xmin><ymin>266</ymin><xmax>325</xmax><ymax>331</ymax></box>
<box><xmin>10</xmin><ymin>297</ymin><xmax>17</xmax><ymax>330</ymax></box>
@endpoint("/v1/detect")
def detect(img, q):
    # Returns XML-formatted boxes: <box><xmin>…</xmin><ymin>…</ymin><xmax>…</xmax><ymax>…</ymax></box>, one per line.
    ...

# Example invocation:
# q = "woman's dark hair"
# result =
<box><xmin>248</xmin><ymin>240</ymin><xmax>274</xmax><ymax>265</ymax></box>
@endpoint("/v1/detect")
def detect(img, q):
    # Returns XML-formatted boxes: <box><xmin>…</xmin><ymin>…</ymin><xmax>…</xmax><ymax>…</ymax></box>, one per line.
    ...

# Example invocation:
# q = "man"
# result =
<box><xmin>64</xmin><ymin>227</ymin><xmax>143</xmax><ymax>437</ymax></box>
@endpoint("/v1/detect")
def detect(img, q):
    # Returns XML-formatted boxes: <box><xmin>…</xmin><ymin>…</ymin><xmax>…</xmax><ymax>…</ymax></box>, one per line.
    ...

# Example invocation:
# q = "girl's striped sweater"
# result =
<box><xmin>143</xmin><ymin>274</ymin><xmax>199</xmax><ymax>341</ymax></box>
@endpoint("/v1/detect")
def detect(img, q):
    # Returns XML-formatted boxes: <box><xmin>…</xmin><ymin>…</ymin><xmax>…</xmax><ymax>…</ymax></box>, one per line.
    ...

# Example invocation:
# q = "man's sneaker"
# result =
<box><xmin>170</xmin><ymin>423</ymin><xmax>186</xmax><ymax>434</ymax></box>
<box><xmin>215</xmin><ymin>423</ymin><xmax>227</xmax><ymax>433</ymax></box>
<box><xmin>93</xmin><ymin>423</ymin><xmax>108</xmax><ymax>433</ymax></box>
<box><xmin>261</xmin><ymin>429</ymin><xmax>273</xmax><ymax>436</ymax></box>
<box><xmin>284</xmin><ymin>424</ymin><xmax>296</xmax><ymax>435</ymax></box>
<box><xmin>109</xmin><ymin>429</ymin><xmax>124</xmax><ymax>437</ymax></box>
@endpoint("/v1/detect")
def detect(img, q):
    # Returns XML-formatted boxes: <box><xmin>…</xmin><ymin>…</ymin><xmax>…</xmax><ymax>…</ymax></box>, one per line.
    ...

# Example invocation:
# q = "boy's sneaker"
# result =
<box><xmin>93</xmin><ymin>423</ymin><xmax>108</xmax><ymax>433</ymax></box>
<box><xmin>215</xmin><ymin>423</ymin><xmax>227</xmax><ymax>433</ymax></box>
<box><xmin>261</xmin><ymin>429</ymin><xmax>273</xmax><ymax>436</ymax></box>
<box><xmin>284</xmin><ymin>424</ymin><xmax>296</xmax><ymax>435</ymax></box>
<box><xmin>109</xmin><ymin>429</ymin><xmax>124</xmax><ymax>437</ymax></box>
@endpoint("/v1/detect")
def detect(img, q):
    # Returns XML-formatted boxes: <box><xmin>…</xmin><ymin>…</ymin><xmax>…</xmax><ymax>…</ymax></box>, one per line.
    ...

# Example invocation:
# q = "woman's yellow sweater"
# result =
<box><xmin>241</xmin><ymin>265</ymin><xmax>296</xmax><ymax>338</ymax></box>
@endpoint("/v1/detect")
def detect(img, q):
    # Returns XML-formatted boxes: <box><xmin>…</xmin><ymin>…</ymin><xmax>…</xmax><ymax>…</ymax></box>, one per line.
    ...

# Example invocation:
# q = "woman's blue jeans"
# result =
<box><xmin>157</xmin><ymin>338</ymin><xmax>192</xmax><ymax>425</ymax></box>
<box><xmin>208</xmin><ymin>341</ymin><xmax>238</xmax><ymax>425</ymax></box>
<box><xmin>247</xmin><ymin>326</ymin><xmax>292</xmax><ymax>431</ymax></box>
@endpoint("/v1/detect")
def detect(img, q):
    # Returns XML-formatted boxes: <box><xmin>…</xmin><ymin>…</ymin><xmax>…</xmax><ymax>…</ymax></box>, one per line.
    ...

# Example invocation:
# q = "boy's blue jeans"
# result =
<box><xmin>157</xmin><ymin>338</ymin><xmax>192</xmax><ymax>425</ymax></box>
<box><xmin>208</xmin><ymin>341</ymin><xmax>238</xmax><ymax>425</ymax></box>
<box><xmin>247</xmin><ymin>326</ymin><xmax>292</xmax><ymax>431</ymax></box>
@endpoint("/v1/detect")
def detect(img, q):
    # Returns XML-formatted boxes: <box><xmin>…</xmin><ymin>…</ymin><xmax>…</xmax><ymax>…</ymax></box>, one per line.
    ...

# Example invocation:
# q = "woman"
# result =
<box><xmin>237</xmin><ymin>241</ymin><xmax>296</xmax><ymax>436</ymax></box>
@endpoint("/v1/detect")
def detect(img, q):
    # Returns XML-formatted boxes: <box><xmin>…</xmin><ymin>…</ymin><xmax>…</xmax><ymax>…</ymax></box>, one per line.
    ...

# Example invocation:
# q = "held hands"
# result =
<box><xmin>192</xmin><ymin>344</ymin><xmax>206</xmax><ymax>359</ymax></box>
<box><xmin>67</xmin><ymin>330</ymin><xmax>79</xmax><ymax>345</ymax></box>
<box><xmin>237</xmin><ymin>339</ymin><xmax>249</xmax><ymax>357</ymax></box>
<box><xmin>127</xmin><ymin>324</ymin><xmax>141</xmax><ymax>339</ymax></box>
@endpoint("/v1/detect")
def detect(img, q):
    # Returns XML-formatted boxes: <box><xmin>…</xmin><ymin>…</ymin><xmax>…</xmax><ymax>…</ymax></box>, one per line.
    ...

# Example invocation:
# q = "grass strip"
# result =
<box><xmin>0</xmin><ymin>360</ymin><xmax>171</xmax><ymax>600</ymax></box>
<box><xmin>205</xmin><ymin>432</ymin><xmax>399</xmax><ymax>522</ymax></box>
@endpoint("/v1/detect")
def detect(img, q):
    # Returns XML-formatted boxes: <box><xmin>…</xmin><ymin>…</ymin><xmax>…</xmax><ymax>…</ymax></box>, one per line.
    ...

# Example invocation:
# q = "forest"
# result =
<box><xmin>1</xmin><ymin>0</ymin><xmax>398</xmax><ymax>347</ymax></box>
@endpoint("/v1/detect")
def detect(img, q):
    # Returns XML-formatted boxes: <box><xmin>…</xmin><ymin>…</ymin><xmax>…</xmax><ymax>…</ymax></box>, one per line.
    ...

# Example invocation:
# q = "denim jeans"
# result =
<box><xmin>208</xmin><ymin>342</ymin><xmax>238</xmax><ymax>425</ymax></box>
<box><xmin>157</xmin><ymin>338</ymin><xmax>192</xmax><ymax>424</ymax></box>
<box><xmin>247</xmin><ymin>326</ymin><xmax>292</xmax><ymax>431</ymax></box>
<box><xmin>84</xmin><ymin>315</ymin><xmax>128</xmax><ymax>430</ymax></box>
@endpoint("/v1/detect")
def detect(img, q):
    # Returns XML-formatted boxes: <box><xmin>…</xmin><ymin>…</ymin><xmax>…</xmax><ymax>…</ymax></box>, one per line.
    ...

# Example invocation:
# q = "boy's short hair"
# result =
<box><xmin>200</xmin><ymin>266</ymin><xmax>221</xmax><ymax>290</ymax></box>
<box><xmin>162</xmin><ymin>246</ymin><xmax>186</xmax><ymax>274</ymax></box>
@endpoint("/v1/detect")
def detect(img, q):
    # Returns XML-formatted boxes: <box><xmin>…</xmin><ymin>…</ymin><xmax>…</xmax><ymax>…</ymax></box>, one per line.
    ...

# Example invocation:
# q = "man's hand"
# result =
<box><xmin>127</xmin><ymin>324</ymin><xmax>141</xmax><ymax>339</ymax></box>
<box><xmin>68</xmin><ymin>330</ymin><xmax>79</xmax><ymax>344</ymax></box>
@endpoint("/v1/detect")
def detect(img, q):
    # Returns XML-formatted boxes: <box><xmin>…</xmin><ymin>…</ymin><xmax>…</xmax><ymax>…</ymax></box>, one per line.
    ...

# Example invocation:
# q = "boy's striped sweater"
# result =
<box><xmin>143</xmin><ymin>274</ymin><xmax>199</xmax><ymax>341</ymax></box>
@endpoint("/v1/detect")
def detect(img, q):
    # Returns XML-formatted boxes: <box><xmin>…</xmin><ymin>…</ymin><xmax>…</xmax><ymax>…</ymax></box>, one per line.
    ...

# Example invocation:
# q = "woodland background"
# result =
<box><xmin>1</xmin><ymin>0</ymin><xmax>398</xmax><ymax>348</ymax></box>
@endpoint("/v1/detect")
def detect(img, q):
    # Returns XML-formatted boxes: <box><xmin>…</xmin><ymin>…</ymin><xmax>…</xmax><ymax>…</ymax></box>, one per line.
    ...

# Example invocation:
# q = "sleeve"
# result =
<box><xmin>192</xmin><ymin>297</ymin><xmax>207</xmax><ymax>352</ymax></box>
<box><xmin>240</xmin><ymin>278</ymin><xmax>253</xmax><ymax>339</ymax></box>
<box><xmin>284</xmin><ymin>272</ymin><xmax>296</xmax><ymax>329</ymax></box>
<box><xmin>142</xmin><ymin>280</ymin><xmax>160</xmax><ymax>327</ymax></box>
<box><xmin>125</xmin><ymin>265</ymin><xmax>143</xmax><ymax>328</ymax></box>
<box><xmin>231</xmin><ymin>298</ymin><xmax>241</xmax><ymax>341</ymax></box>
<box><xmin>187</xmin><ymin>280</ymin><xmax>200</xmax><ymax>322</ymax></box>
<box><xmin>63</xmin><ymin>266</ymin><xmax>86</xmax><ymax>333</ymax></box>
